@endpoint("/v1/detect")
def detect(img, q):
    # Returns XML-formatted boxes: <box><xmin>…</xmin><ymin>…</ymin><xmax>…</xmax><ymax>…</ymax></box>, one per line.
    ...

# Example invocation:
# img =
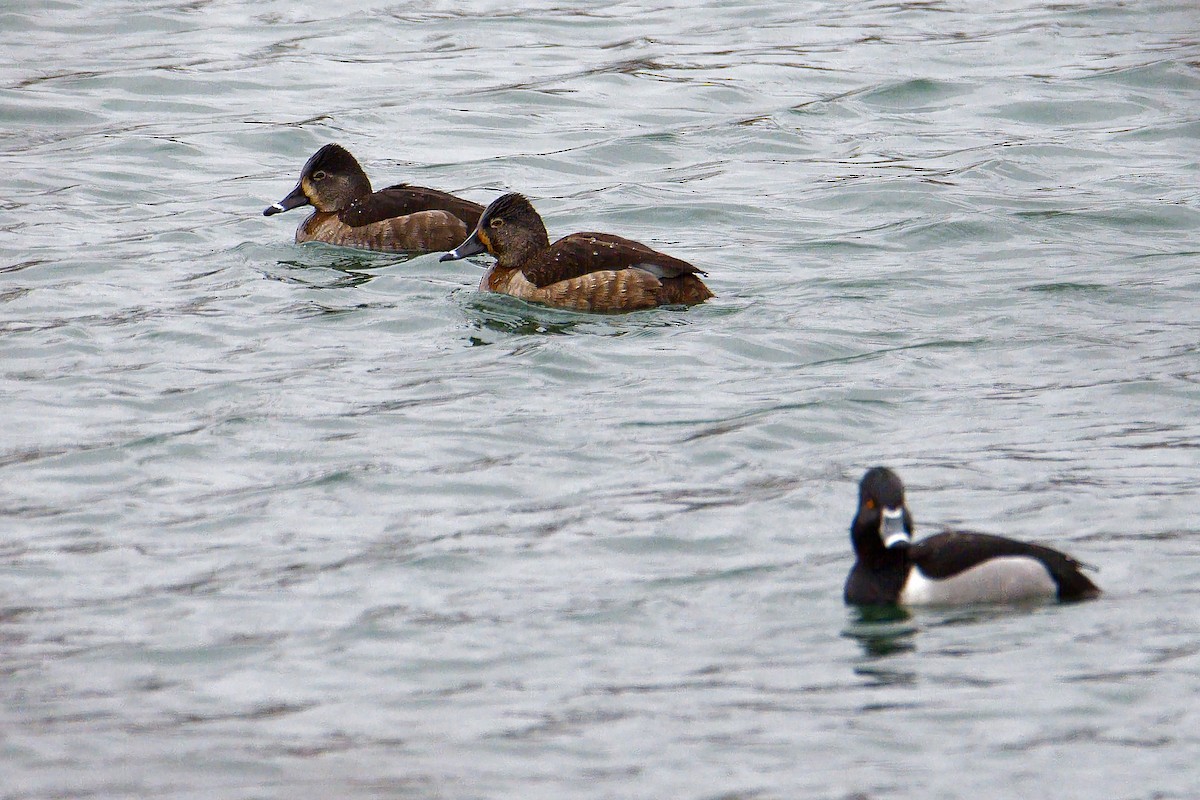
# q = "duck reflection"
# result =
<box><xmin>843</xmin><ymin>605</ymin><xmax>918</xmax><ymax>684</ymax></box>
<box><xmin>270</xmin><ymin>255</ymin><xmax>391</xmax><ymax>289</ymax></box>
<box><xmin>459</xmin><ymin>291</ymin><xmax>689</xmax><ymax>341</ymax></box>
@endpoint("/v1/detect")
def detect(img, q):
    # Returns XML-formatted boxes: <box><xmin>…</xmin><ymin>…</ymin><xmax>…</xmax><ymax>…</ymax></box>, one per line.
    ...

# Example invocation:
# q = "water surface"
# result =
<box><xmin>2</xmin><ymin>2</ymin><xmax>1199</xmax><ymax>798</ymax></box>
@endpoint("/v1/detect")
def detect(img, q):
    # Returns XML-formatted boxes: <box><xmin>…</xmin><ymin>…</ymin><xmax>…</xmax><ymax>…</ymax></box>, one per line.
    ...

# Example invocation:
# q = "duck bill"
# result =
<box><xmin>263</xmin><ymin>182</ymin><xmax>309</xmax><ymax>216</ymax></box>
<box><xmin>439</xmin><ymin>227</ymin><xmax>488</xmax><ymax>262</ymax></box>
<box><xmin>881</xmin><ymin>508</ymin><xmax>911</xmax><ymax>549</ymax></box>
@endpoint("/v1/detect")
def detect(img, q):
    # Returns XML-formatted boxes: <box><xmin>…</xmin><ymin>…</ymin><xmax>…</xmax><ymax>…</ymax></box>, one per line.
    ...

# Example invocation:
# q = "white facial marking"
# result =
<box><xmin>881</xmin><ymin>508</ymin><xmax>909</xmax><ymax>548</ymax></box>
<box><xmin>270</xmin><ymin>202</ymin><xmax>286</xmax><ymax>212</ymax></box>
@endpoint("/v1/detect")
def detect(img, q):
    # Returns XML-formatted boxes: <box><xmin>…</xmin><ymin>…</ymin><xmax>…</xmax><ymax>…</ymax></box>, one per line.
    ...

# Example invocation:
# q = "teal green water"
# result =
<box><xmin>2</xmin><ymin>2</ymin><xmax>1199</xmax><ymax>798</ymax></box>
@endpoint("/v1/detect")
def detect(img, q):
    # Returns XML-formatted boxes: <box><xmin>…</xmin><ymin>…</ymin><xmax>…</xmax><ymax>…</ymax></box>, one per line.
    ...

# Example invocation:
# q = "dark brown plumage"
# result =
<box><xmin>439</xmin><ymin>193</ymin><xmax>714</xmax><ymax>312</ymax></box>
<box><xmin>263</xmin><ymin>144</ymin><xmax>483</xmax><ymax>253</ymax></box>
<box><xmin>845</xmin><ymin>467</ymin><xmax>1102</xmax><ymax>606</ymax></box>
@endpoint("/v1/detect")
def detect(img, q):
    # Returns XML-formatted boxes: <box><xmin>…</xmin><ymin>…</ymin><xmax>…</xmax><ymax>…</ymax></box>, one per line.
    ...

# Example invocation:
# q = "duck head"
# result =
<box><xmin>440</xmin><ymin>192</ymin><xmax>549</xmax><ymax>268</ymax></box>
<box><xmin>852</xmin><ymin>467</ymin><xmax>915</xmax><ymax>559</ymax></box>
<box><xmin>264</xmin><ymin>144</ymin><xmax>372</xmax><ymax>216</ymax></box>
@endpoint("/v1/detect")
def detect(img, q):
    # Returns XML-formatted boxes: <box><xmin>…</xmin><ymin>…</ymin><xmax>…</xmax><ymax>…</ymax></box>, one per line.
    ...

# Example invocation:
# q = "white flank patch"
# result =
<box><xmin>900</xmin><ymin>556</ymin><xmax>1057</xmax><ymax>606</ymax></box>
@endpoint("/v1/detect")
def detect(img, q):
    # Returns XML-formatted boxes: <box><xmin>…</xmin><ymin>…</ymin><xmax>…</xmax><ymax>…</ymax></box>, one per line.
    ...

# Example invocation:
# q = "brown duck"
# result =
<box><xmin>439</xmin><ymin>193</ymin><xmax>714</xmax><ymax>312</ymax></box>
<box><xmin>263</xmin><ymin>144</ymin><xmax>483</xmax><ymax>253</ymax></box>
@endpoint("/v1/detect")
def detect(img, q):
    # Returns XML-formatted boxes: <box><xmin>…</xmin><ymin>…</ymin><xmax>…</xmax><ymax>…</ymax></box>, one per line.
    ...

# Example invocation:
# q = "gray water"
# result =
<box><xmin>3</xmin><ymin>2</ymin><xmax>1199</xmax><ymax>798</ymax></box>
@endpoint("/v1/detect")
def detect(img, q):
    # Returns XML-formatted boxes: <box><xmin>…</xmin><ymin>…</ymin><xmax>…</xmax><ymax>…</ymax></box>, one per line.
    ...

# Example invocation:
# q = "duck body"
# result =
<box><xmin>440</xmin><ymin>193</ymin><xmax>713</xmax><ymax>312</ymax></box>
<box><xmin>264</xmin><ymin>144</ymin><xmax>482</xmax><ymax>253</ymax></box>
<box><xmin>294</xmin><ymin>185</ymin><xmax>481</xmax><ymax>252</ymax></box>
<box><xmin>844</xmin><ymin>467</ymin><xmax>1101</xmax><ymax>607</ymax></box>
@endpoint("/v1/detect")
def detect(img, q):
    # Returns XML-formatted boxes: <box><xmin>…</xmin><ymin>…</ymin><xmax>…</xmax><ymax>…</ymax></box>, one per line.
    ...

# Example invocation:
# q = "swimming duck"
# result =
<box><xmin>439</xmin><ymin>193</ymin><xmax>714</xmax><ymax>312</ymax></box>
<box><xmin>263</xmin><ymin>144</ymin><xmax>483</xmax><ymax>253</ymax></box>
<box><xmin>844</xmin><ymin>467</ymin><xmax>1101</xmax><ymax>606</ymax></box>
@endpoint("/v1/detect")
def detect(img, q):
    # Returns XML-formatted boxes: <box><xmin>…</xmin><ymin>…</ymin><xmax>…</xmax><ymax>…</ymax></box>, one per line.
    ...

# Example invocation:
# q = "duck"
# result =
<box><xmin>844</xmin><ymin>467</ymin><xmax>1101</xmax><ymax>606</ymax></box>
<box><xmin>263</xmin><ymin>144</ymin><xmax>483</xmax><ymax>253</ymax></box>
<box><xmin>438</xmin><ymin>193</ymin><xmax>714</xmax><ymax>312</ymax></box>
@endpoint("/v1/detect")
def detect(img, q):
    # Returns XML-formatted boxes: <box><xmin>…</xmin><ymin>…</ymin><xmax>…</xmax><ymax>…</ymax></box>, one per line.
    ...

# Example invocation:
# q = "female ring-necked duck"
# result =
<box><xmin>263</xmin><ymin>144</ymin><xmax>483</xmax><ymax>253</ymax></box>
<box><xmin>439</xmin><ymin>192</ymin><xmax>714</xmax><ymax>312</ymax></box>
<box><xmin>844</xmin><ymin>467</ymin><xmax>1101</xmax><ymax>606</ymax></box>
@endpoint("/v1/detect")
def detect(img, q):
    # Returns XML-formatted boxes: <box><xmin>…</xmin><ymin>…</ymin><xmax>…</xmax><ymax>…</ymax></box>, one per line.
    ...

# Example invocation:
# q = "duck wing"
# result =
<box><xmin>522</xmin><ymin>232</ymin><xmax>705</xmax><ymax>288</ymax></box>
<box><xmin>339</xmin><ymin>184</ymin><xmax>483</xmax><ymax>228</ymax></box>
<box><xmin>912</xmin><ymin>530</ymin><xmax>1099</xmax><ymax>598</ymax></box>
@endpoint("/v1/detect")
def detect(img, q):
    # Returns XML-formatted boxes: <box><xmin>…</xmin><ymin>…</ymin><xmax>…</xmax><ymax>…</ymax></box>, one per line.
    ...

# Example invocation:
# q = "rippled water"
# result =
<box><xmin>3</xmin><ymin>2</ymin><xmax>1199</xmax><ymax>798</ymax></box>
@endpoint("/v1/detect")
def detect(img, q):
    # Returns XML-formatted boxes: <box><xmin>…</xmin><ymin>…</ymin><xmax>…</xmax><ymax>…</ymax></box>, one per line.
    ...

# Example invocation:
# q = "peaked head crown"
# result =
<box><xmin>851</xmin><ymin>466</ymin><xmax>914</xmax><ymax>557</ymax></box>
<box><xmin>480</xmin><ymin>192</ymin><xmax>542</xmax><ymax>229</ymax></box>
<box><xmin>293</xmin><ymin>143</ymin><xmax>372</xmax><ymax>211</ymax></box>
<box><xmin>859</xmin><ymin>466</ymin><xmax>906</xmax><ymax>510</ymax></box>
<box><xmin>301</xmin><ymin>144</ymin><xmax>364</xmax><ymax>180</ymax></box>
<box><xmin>471</xmin><ymin>193</ymin><xmax>550</xmax><ymax>263</ymax></box>
<box><xmin>264</xmin><ymin>143</ymin><xmax>373</xmax><ymax>216</ymax></box>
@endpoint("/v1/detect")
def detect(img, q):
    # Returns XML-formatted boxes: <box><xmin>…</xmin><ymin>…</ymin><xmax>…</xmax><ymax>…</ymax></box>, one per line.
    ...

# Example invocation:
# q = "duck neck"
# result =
<box><xmin>496</xmin><ymin>219</ymin><xmax>549</xmax><ymax>271</ymax></box>
<box><xmin>851</xmin><ymin>515</ymin><xmax>911</xmax><ymax>571</ymax></box>
<box><xmin>325</xmin><ymin>167</ymin><xmax>372</xmax><ymax>212</ymax></box>
<box><xmin>482</xmin><ymin>266</ymin><xmax>515</xmax><ymax>292</ymax></box>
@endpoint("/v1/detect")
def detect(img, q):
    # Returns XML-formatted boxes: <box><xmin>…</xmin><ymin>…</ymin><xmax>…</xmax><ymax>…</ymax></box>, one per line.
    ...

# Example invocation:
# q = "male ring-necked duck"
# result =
<box><xmin>263</xmin><ymin>144</ymin><xmax>483</xmax><ymax>253</ymax></box>
<box><xmin>439</xmin><ymin>193</ymin><xmax>714</xmax><ymax>312</ymax></box>
<box><xmin>844</xmin><ymin>467</ymin><xmax>1101</xmax><ymax>606</ymax></box>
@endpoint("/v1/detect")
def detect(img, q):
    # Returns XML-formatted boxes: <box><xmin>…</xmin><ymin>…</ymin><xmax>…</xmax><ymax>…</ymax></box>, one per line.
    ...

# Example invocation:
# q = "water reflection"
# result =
<box><xmin>844</xmin><ymin>606</ymin><xmax>918</xmax><ymax>687</ymax></box>
<box><xmin>843</xmin><ymin>602</ymin><xmax>1057</xmax><ymax>667</ymax></box>
<box><xmin>843</xmin><ymin>605</ymin><xmax>916</xmax><ymax>658</ymax></box>
<box><xmin>268</xmin><ymin>256</ymin><xmax>388</xmax><ymax>290</ymax></box>
<box><xmin>464</xmin><ymin>304</ymin><xmax>596</xmax><ymax>337</ymax></box>
<box><xmin>459</xmin><ymin>293</ymin><xmax>684</xmax><ymax>339</ymax></box>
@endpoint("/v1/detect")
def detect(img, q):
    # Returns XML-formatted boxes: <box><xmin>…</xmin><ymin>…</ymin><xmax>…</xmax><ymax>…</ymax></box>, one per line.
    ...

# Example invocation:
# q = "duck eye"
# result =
<box><xmin>490</xmin><ymin>218</ymin><xmax>504</xmax><ymax>229</ymax></box>
<box><xmin>312</xmin><ymin>170</ymin><xmax>327</xmax><ymax>181</ymax></box>
<box><xmin>864</xmin><ymin>498</ymin><xmax>876</xmax><ymax>510</ymax></box>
